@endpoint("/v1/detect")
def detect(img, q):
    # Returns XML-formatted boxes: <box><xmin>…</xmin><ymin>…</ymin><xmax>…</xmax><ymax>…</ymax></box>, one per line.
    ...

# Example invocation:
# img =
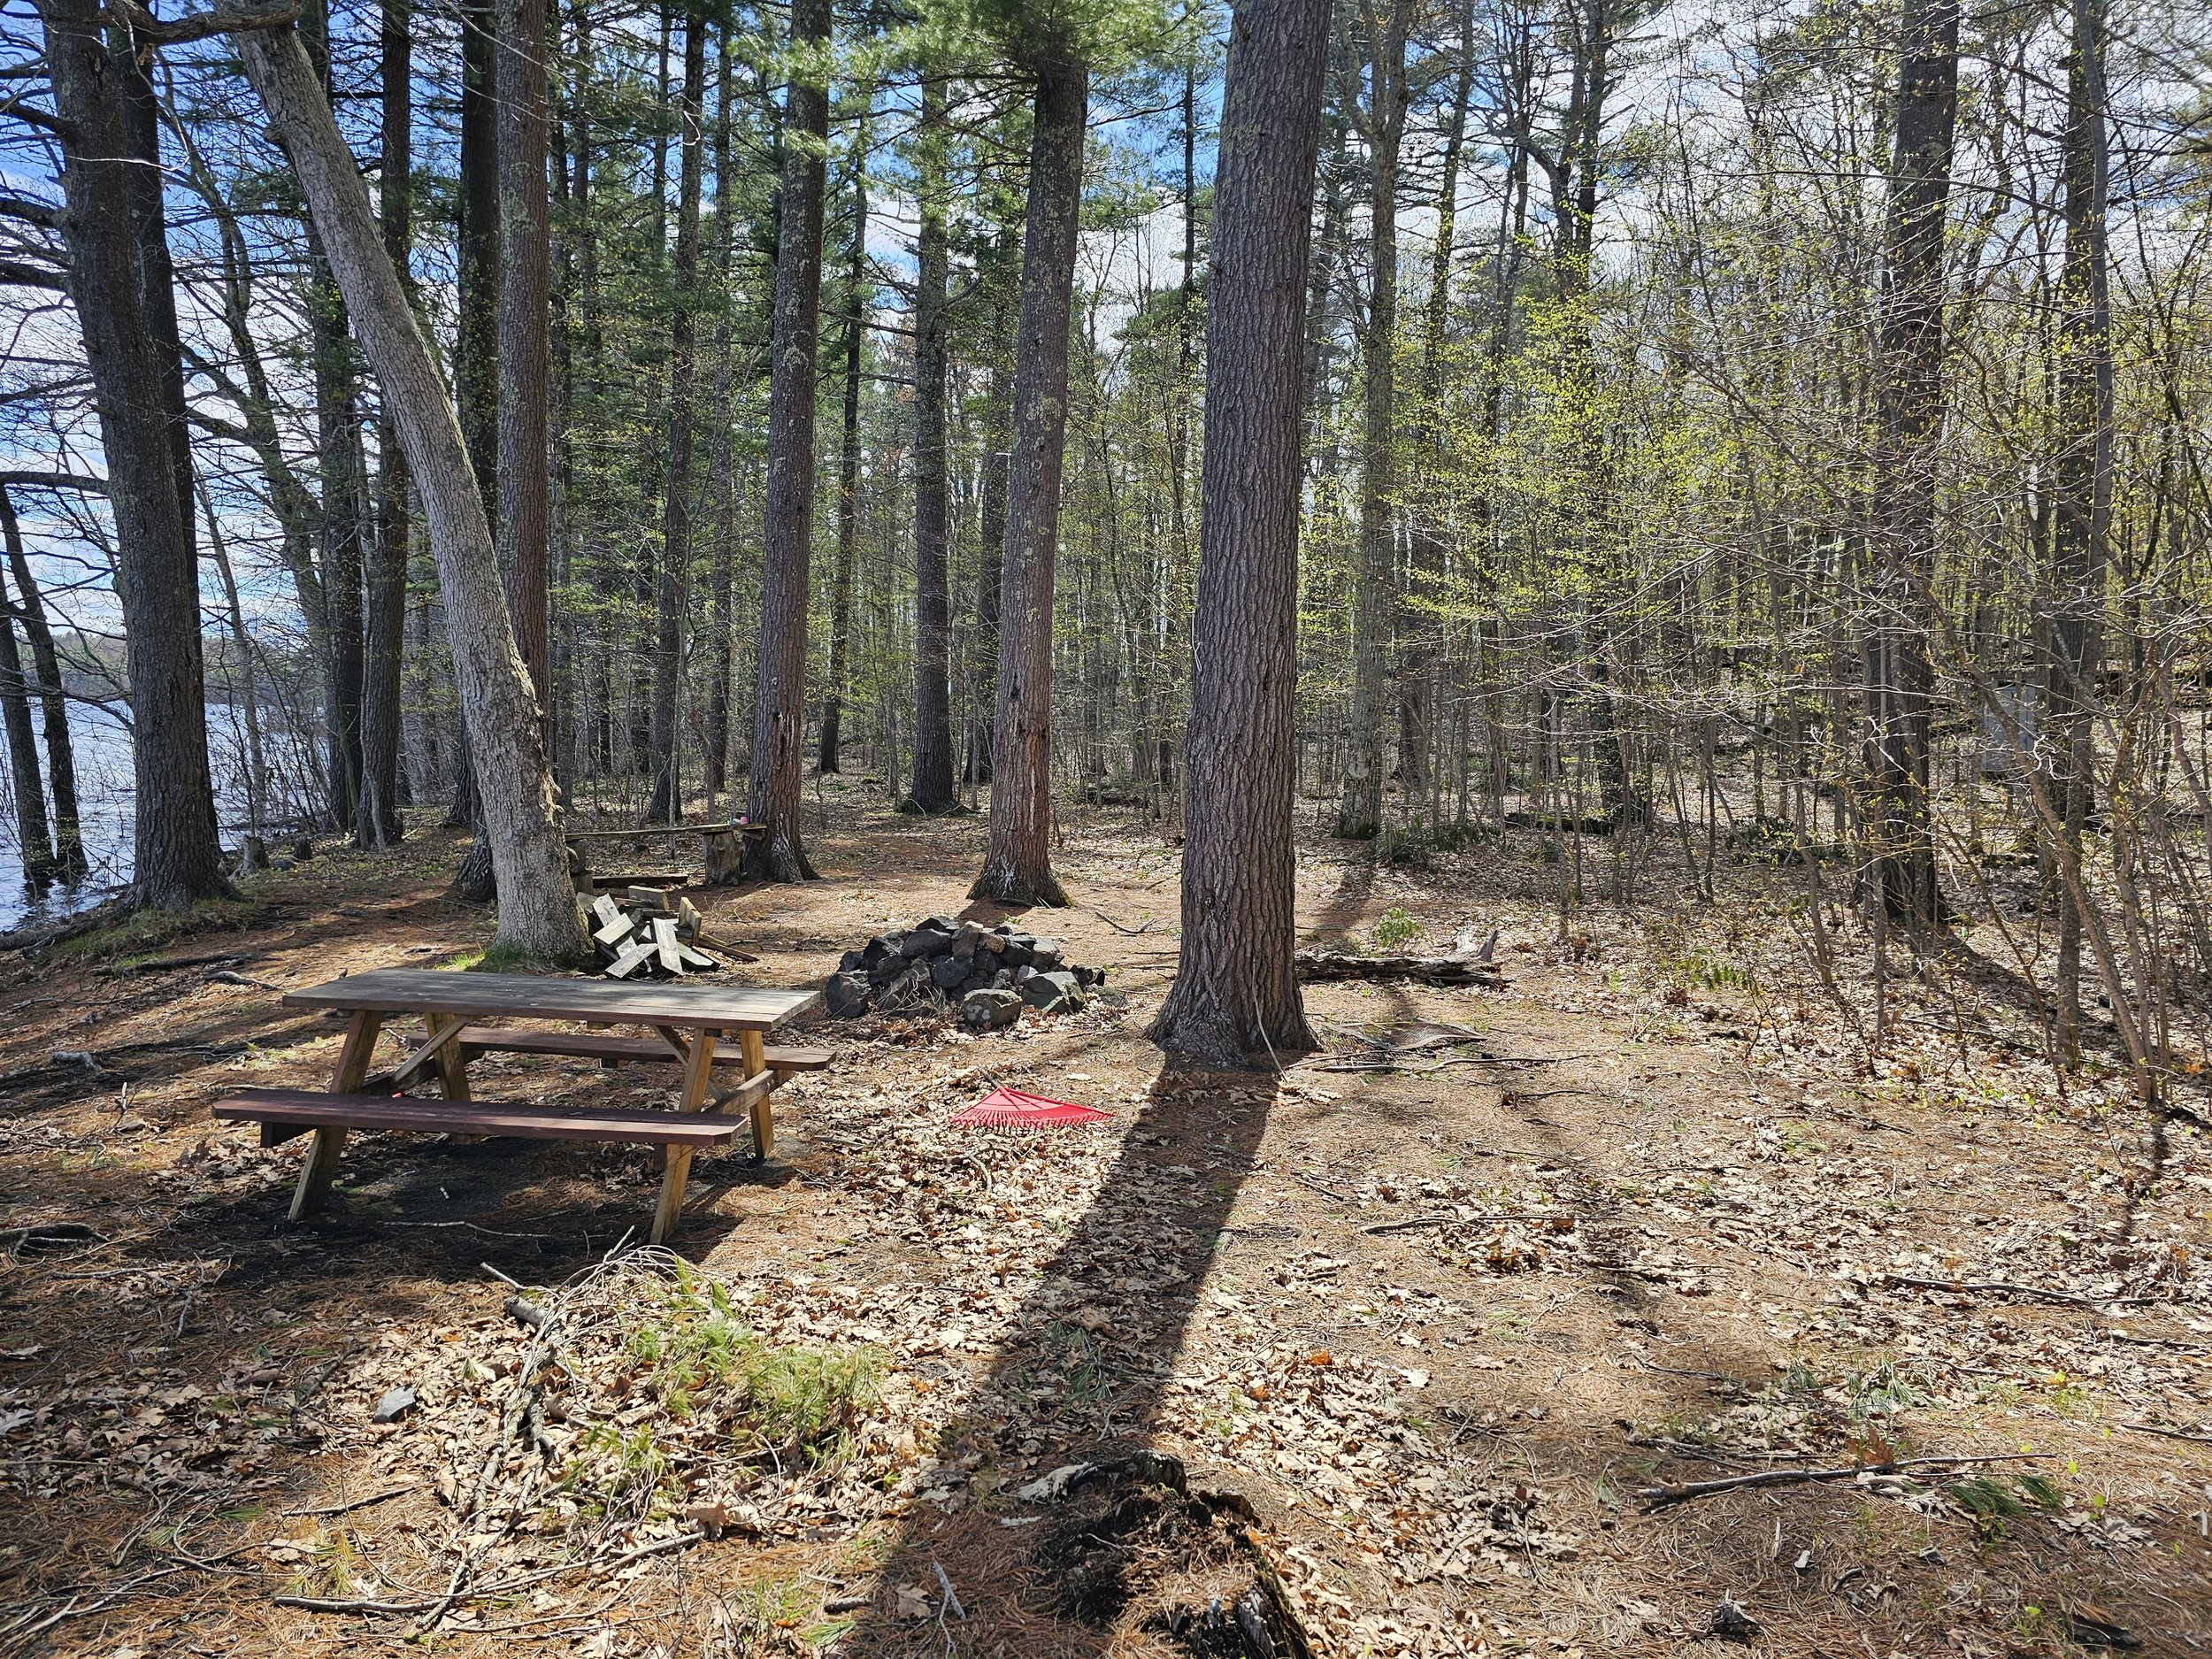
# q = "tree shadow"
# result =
<box><xmin>836</xmin><ymin>1055</ymin><xmax>1279</xmax><ymax>1656</ymax></box>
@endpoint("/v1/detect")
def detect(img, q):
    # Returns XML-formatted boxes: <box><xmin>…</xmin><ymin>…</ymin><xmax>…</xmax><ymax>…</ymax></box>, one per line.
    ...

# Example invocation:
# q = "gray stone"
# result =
<box><xmin>991</xmin><ymin>969</ymin><xmax>1014</xmax><ymax>990</ymax></box>
<box><xmin>373</xmin><ymin>1386</ymin><xmax>417</xmax><ymax>1424</ymax></box>
<box><xmin>1021</xmin><ymin>970</ymin><xmax>1086</xmax><ymax>1014</ymax></box>
<box><xmin>903</xmin><ymin>922</ymin><xmax>956</xmax><ymax>957</ymax></box>
<box><xmin>825</xmin><ymin>972</ymin><xmax>872</xmax><ymax>1018</ymax></box>
<box><xmin>864</xmin><ymin>933</ymin><xmax>901</xmax><ymax>963</ymax></box>
<box><xmin>1011</xmin><ymin>964</ymin><xmax>1038</xmax><ymax>985</ymax></box>
<box><xmin>979</xmin><ymin>932</ymin><xmax>1008</xmax><ymax>955</ymax></box>
<box><xmin>960</xmin><ymin>988</ymin><xmax>1023</xmax><ymax>1029</ymax></box>
<box><xmin>868</xmin><ymin>952</ymin><xmax>907</xmax><ymax>987</ymax></box>
<box><xmin>1002</xmin><ymin>941</ymin><xmax>1033</xmax><ymax>968</ymax></box>
<box><xmin>930</xmin><ymin>953</ymin><xmax>970</xmax><ymax>989</ymax></box>
<box><xmin>958</xmin><ymin>970</ymin><xmax>994</xmax><ymax>994</ymax></box>
<box><xmin>837</xmin><ymin>949</ymin><xmax>867</xmax><ymax>975</ymax></box>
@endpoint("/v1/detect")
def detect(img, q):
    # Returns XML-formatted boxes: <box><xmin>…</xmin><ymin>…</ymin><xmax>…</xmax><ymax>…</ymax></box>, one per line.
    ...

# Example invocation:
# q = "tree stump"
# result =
<box><xmin>703</xmin><ymin>828</ymin><xmax>741</xmax><ymax>887</ymax></box>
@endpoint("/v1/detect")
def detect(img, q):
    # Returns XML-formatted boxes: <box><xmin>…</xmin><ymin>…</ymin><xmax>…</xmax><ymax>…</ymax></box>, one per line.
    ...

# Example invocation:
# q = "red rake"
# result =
<box><xmin>949</xmin><ymin>1087</ymin><xmax>1110</xmax><ymax>1129</ymax></box>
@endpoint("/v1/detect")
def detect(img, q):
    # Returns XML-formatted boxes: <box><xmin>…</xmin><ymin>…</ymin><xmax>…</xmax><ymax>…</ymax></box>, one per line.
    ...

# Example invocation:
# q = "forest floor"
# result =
<box><xmin>1</xmin><ymin>778</ymin><xmax>2208</xmax><ymax>1658</ymax></box>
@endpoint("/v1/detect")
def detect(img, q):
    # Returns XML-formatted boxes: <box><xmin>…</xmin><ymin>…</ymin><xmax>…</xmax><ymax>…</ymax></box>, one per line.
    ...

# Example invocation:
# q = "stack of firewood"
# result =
<box><xmin>590</xmin><ymin>888</ymin><xmax>728</xmax><ymax>979</ymax></box>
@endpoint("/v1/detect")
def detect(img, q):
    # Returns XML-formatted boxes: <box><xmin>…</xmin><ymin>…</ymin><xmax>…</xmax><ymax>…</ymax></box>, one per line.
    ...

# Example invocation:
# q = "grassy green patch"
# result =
<box><xmin>624</xmin><ymin>1264</ymin><xmax>884</xmax><ymax>1457</ymax></box>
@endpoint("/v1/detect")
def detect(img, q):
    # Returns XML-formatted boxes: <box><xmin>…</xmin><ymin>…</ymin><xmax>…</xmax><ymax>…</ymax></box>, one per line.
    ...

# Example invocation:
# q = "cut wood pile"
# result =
<box><xmin>1294</xmin><ymin>925</ymin><xmax>1508</xmax><ymax>987</ymax></box>
<box><xmin>589</xmin><ymin>888</ymin><xmax>731</xmax><ymax>979</ymax></box>
<box><xmin>822</xmin><ymin>917</ymin><xmax>1105</xmax><ymax>1029</ymax></box>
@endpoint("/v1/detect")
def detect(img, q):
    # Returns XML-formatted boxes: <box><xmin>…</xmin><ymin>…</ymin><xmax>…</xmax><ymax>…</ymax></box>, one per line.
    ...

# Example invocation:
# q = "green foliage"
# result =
<box><xmin>623</xmin><ymin>1264</ymin><xmax>884</xmax><ymax>1458</ymax></box>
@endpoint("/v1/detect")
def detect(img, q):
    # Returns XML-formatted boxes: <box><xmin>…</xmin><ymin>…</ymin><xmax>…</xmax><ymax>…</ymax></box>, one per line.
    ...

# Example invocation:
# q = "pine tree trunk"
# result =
<box><xmin>1148</xmin><ymin>0</ymin><xmax>1331</xmax><ymax>1064</ymax></box>
<box><xmin>646</xmin><ymin>8</ymin><xmax>703</xmax><ymax>823</ymax></box>
<box><xmin>499</xmin><ymin>0</ymin><xmax>553</xmax><ymax>741</ymax></box>
<box><xmin>40</xmin><ymin>0</ymin><xmax>229</xmax><ymax>912</ymax></box>
<box><xmin>972</xmin><ymin>57</ymin><xmax>1087</xmax><ymax>907</ymax></box>
<box><xmin>0</xmin><ymin>490</ymin><xmax>84</xmax><ymax>877</ymax></box>
<box><xmin>0</xmin><ymin>490</ymin><xmax>53</xmax><ymax>882</ymax></box>
<box><xmin>358</xmin><ymin>0</ymin><xmax>412</xmax><ymax>848</ymax></box>
<box><xmin>742</xmin><ymin>0</ymin><xmax>829</xmax><ymax>881</ymax></box>
<box><xmin>242</xmin><ymin>21</ymin><xmax>585</xmax><ymax>961</ymax></box>
<box><xmin>2047</xmin><ymin>0</ymin><xmax>2109</xmax><ymax>1055</ymax></box>
<box><xmin>1336</xmin><ymin>0</ymin><xmax>1406</xmax><ymax>841</ymax></box>
<box><xmin>449</xmin><ymin>0</ymin><xmax>498</xmax><ymax>839</ymax></box>
<box><xmin>818</xmin><ymin>135</ymin><xmax>867</xmax><ymax>779</ymax></box>
<box><xmin>702</xmin><ymin>25</ymin><xmax>736</xmax><ymax>800</ymax></box>
<box><xmin>907</xmin><ymin>81</ymin><xmax>955</xmax><ymax>813</ymax></box>
<box><xmin>1864</xmin><ymin>0</ymin><xmax>1957</xmax><ymax>932</ymax></box>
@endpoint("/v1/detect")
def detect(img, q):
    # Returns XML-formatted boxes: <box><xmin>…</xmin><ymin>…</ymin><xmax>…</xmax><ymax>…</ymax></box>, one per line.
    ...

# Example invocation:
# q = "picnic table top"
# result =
<box><xmin>282</xmin><ymin>968</ymin><xmax>819</xmax><ymax>1031</ymax></box>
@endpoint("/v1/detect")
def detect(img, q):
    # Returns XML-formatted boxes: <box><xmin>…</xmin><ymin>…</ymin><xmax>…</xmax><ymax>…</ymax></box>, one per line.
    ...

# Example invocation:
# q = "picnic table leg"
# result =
<box><xmin>290</xmin><ymin>1010</ymin><xmax>382</xmax><ymax>1222</ymax></box>
<box><xmin>425</xmin><ymin>1013</ymin><xmax>472</xmax><ymax>1102</ymax></box>
<box><xmin>649</xmin><ymin>1030</ymin><xmax>719</xmax><ymax>1245</ymax></box>
<box><xmin>739</xmin><ymin>1028</ymin><xmax>772</xmax><ymax>1161</ymax></box>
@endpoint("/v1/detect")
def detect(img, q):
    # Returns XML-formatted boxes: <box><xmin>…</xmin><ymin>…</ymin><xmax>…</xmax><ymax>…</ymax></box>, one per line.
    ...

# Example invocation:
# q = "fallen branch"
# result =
<box><xmin>1639</xmin><ymin>1452</ymin><xmax>2041</xmax><ymax>1509</ymax></box>
<box><xmin>1090</xmin><ymin>909</ymin><xmax>1152</xmax><ymax>935</ymax></box>
<box><xmin>285</xmin><ymin>1485</ymin><xmax>418</xmax><ymax>1518</ymax></box>
<box><xmin>1886</xmin><ymin>1273</ymin><xmax>2185</xmax><ymax>1309</ymax></box>
<box><xmin>2111</xmin><ymin>1419</ymin><xmax>2212</xmax><ymax>1447</ymax></box>
<box><xmin>1362</xmin><ymin>1212</ymin><xmax>1574</xmax><ymax>1235</ymax></box>
<box><xmin>273</xmin><ymin>1526</ymin><xmax>710</xmax><ymax>1617</ymax></box>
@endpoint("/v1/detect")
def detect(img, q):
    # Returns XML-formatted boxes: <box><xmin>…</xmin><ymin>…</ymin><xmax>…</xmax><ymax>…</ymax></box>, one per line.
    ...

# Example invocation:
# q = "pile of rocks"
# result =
<box><xmin>822</xmin><ymin>917</ymin><xmax>1104</xmax><ymax>1029</ymax></box>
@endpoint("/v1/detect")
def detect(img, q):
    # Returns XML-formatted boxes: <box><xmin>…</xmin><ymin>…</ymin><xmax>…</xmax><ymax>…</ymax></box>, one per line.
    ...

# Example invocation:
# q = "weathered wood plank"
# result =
<box><xmin>449</xmin><ymin>1026</ymin><xmax>830</xmax><ymax>1071</ymax></box>
<box><xmin>282</xmin><ymin>969</ymin><xmax>817</xmax><ymax>1029</ymax></box>
<box><xmin>219</xmin><ymin>1089</ymin><xmax>742</xmax><ymax>1146</ymax></box>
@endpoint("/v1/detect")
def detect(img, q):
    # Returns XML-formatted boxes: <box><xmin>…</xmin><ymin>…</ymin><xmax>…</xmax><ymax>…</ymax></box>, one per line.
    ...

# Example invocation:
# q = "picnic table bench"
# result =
<box><xmin>210</xmin><ymin>968</ymin><xmax>823</xmax><ymax>1243</ymax></box>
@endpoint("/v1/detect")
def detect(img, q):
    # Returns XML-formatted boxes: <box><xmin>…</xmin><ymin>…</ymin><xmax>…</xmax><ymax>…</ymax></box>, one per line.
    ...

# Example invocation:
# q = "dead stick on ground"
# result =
<box><xmin>274</xmin><ymin>1528</ymin><xmax>710</xmax><ymax>1617</ymax></box>
<box><xmin>2113</xmin><ymin>1420</ymin><xmax>2212</xmax><ymax>1447</ymax></box>
<box><xmin>1363</xmin><ymin>1213</ymin><xmax>1574</xmax><ymax>1234</ymax></box>
<box><xmin>285</xmin><ymin>1484</ymin><xmax>418</xmax><ymax>1518</ymax></box>
<box><xmin>1887</xmin><ymin>1273</ymin><xmax>2185</xmax><ymax>1309</ymax></box>
<box><xmin>1639</xmin><ymin>1452</ymin><xmax>2041</xmax><ymax>1509</ymax></box>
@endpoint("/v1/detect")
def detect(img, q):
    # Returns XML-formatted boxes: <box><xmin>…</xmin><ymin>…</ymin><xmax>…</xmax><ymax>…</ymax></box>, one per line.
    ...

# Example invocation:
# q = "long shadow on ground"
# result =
<box><xmin>839</xmin><ymin>1057</ymin><xmax>1282</xmax><ymax>1658</ymax></box>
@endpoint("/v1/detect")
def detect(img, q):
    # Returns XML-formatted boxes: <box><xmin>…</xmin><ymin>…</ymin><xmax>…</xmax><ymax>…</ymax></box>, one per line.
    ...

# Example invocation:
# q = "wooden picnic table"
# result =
<box><xmin>228</xmin><ymin>969</ymin><xmax>821</xmax><ymax>1243</ymax></box>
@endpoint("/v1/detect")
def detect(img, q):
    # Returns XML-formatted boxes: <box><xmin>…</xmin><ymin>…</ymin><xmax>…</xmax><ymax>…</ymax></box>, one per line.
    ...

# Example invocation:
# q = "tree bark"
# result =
<box><xmin>972</xmin><ymin>55</ymin><xmax>1087</xmax><ymax>907</ymax></box>
<box><xmin>2046</xmin><ymin>0</ymin><xmax>2109</xmax><ymax>1056</ymax></box>
<box><xmin>241</xmin><ymin>21</ymin><xmax>586</xmax><ymax>960</ymax></box>
<box><xmin>0</xmin><ymin>489</ymin><xmax>85</xmax><ymax>877</ymax></box>
<box><xmin>1148</xmin><ymin>0</ymin><xmax>1331</xmax><ymax>1064</ymax></box>
<box><xmin>40</xmin><ymin>0</ymin><xmax>228</xmax><ymax>913</ymax></box>
<box><xmin>1863</xmin><ymin>0</ymin><xmax>1957</xmax><ymax>932</ymax></box>
<box><xmin>702</xmin><ymin>23</ymin><xmax>736</xmax><ymax>800</ymax></box>
<box><xmin>742</xmin><ymin>0</ymin><xmax>829</xmax><ymax>881</ymax></box>
<box><xmin>906</xmin><ymin>81</ymin><xmax>955</xmax><ymax>812</ymax></box>
<box><xmin>818</xmin><ymin>137</ymin><xmax>867</xmax><ymax>778</ymax></box>
<box><xmin>498</xmin><ymin>0</ymin><xmax>553</xmax><ymax>741</ymax></box>
<box><xmin>449</xmin><ymin>0</ymin><xmax>498</xmax><ymax>837</ymax></box>
<box><xmin>0</xmin><ymin>489</ymin><xmax>53</xmax><ymax>882</ymax></box>
<box><xmin>358</xmin><ymin>0</ymin><xmax>411</xmax><ymax>847</ymax></box>
<box><xmin>300</xmin><ymin>0</ymin><xmax>365</xmax><ymax>834</ymax></box>
<box><xmin>1335</xmin><ymin>0</ymin><xmax>1408</xmax><ymax>841</ymax></box>
<box><xmin>645</xmin><ymin>4</ymin><xmax>703</xmax><ymax>823</ymax></box>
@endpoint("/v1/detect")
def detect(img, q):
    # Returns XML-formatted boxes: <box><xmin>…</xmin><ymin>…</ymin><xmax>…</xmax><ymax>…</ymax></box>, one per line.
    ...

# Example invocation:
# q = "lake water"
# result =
<box><xmin>0</xmin><ymin>701</ymin><xmax>317</xmax><ymax>933</ymax></box>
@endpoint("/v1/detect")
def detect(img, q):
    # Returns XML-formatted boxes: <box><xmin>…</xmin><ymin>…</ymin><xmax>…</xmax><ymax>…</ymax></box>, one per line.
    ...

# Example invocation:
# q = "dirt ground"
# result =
<box><xmin>1</xmin><ymin>780</ymin><xmax>2208</xmax><ymax>1657</ymax></box>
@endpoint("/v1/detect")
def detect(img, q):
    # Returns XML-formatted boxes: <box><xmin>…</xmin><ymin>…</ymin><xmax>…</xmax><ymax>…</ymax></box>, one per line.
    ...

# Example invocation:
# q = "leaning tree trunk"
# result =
<box><xmin>1148</xmin><ymin>0</ymin><xmax>1330</xmax><ymax>1066</ymax></box>
<box><xmin>40</xmin><ymin>0</ymin><xmax>229</xmax><ymax>913</ymax></box>
<box><xmin>1863</xmin><ymin>0</ymin><xmax>1957</xmax><ymax>933</ymax></box>
<box><xmin>2045</xmin><ymin>0</ymin><xmax>2110</xmax><ymax>1058</ymax></box>
<box><xmin>742</xmin><ymin>0</ymin><xmax>829</xmax><ymax>882</ymax></box>
<box><xmin>972</xmin><ymin>55</ymin><xmax>1087</xmax><ymax>907</ymax></box>
<box><xmin>906</xmin><ymin>81</ymin><xmax>955</xmax><ymax>813</ymax></box>
<box><xmin>358</xmin><ymin>0</ymin><xmax>411</xmax><ymax>848</ymax></box>
<box><xmin>241</xmin><ymin>21</ymin><xmax>586</xmax><ymax>960</ymax></box>
<box><xmin>646</xmin><ymin>7</ymin><xmax>703</xmax><ymax>823</ymax></box>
